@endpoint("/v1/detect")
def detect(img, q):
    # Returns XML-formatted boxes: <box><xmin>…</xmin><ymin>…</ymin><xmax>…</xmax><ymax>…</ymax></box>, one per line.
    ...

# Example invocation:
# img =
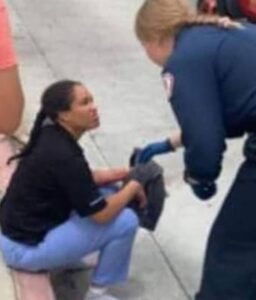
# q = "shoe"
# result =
<box><xmin>85</xmin><ymin>289</ymin><xmax>120</xmax><ymax>300</ymax></box>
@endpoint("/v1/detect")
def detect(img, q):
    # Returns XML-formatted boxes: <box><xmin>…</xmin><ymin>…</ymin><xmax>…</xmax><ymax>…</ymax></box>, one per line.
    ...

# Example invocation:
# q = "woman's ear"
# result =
<box><xmin>57</xmin><ymin>111</ymin><xmax>70</xmax><ymax>123</ymax></box>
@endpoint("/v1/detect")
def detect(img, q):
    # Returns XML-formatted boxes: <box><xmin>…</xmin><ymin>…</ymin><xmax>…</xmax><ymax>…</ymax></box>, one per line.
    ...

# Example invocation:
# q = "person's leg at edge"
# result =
<box><xmin>196</xmin><ymin>159</ymin><xmax>256</xmax><ymax>300</ymax></box>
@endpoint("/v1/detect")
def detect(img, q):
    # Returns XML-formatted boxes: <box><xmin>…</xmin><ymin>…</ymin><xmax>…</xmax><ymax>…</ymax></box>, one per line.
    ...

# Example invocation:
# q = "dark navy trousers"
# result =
<box><xmin>196</xmin><ymin>158</ymin><xmax>256</xmax><ymax>299</ymax></box>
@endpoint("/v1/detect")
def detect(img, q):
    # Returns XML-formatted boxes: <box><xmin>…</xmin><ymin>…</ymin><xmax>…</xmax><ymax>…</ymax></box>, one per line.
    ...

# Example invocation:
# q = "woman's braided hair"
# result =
<box><xmin>9</xmin><ymin>80</ymin><xmax>81</xmax><ymax>163</ymax></box>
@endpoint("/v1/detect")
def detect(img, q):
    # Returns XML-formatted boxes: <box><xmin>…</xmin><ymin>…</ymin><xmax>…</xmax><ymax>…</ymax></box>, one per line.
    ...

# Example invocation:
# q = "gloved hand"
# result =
<box><xmin>128</xmin><ymin>160</ymin><xmax>163</xmax><ymax>186</ymax></box>
<box><xmin>191</xmin><ymin>181</ymin><xmax>217</xmax><ymax>200</ymax></box>
<box><xmin>184</xmin><ymin>172</ymin><xmax>216</xmax><ymax>200</ymax></box>
<box><xmin>137</xmin><ymin>138</ymin><xmax>174</xmax><ymax>163</ymax></box>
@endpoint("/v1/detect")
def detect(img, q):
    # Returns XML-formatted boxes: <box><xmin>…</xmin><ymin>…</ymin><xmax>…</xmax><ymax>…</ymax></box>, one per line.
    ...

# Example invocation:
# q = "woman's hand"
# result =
<box><xmin>135</xmin><ymin>185</ymin><xmax>147</xmax><ymax>208</ymax></box>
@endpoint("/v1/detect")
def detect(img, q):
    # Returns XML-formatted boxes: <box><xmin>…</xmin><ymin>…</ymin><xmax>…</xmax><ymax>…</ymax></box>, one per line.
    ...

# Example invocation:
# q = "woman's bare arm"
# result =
<box><xmin>92</xmin><ymin>167</ymin><xmax>129</xmax><ymax>185</ymax></box>
<box><xmin>0</xmin><ymin>66</ymin><xmax>24</xmax><ymax>134</ymax></box>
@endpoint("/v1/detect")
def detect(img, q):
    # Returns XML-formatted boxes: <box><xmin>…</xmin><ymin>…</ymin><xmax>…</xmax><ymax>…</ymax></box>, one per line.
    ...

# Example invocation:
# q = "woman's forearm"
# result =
<box><xmin>92</xmin><ymin>167</ymin><xmax>129</xmax><ymax>185</ymax></box>
<box><xmin>90</xmin><ymin>180</ymin><xmax>141</xmax><ymax>224</ymax></box>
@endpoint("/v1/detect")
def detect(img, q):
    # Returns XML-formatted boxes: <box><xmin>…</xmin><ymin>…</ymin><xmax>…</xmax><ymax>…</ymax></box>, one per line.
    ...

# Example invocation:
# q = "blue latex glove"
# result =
<box><xmin>184</xmin><ymin>172</ymin><xmax>216</xmax><ymax>200</ymax></box>
<box><xmin>137</xmin><ymin>139</ymin><xmax>174</xmax><ymax>163</ymax></box>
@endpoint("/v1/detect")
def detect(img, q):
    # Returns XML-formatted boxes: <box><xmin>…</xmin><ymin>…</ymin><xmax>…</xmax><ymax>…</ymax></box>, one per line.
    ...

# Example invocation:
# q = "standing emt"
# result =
<box><xmin>135</xmin><ymin>0</ymin><xmax>256</xmax><ymax>299</ymax></box>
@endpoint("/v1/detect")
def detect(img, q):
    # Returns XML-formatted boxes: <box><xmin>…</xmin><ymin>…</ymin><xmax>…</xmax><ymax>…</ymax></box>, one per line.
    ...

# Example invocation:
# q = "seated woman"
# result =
<box><xmin>0</xmin><ymin>80</ymin><xmax>156</xmax><ymax>300</ymax></box>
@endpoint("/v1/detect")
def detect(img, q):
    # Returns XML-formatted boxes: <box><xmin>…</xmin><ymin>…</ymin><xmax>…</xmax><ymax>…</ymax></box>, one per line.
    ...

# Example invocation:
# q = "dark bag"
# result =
<box><xmin>126</xmin><ymin>149</ymin><xmax>167</xmax><ymax>231</ymax></box>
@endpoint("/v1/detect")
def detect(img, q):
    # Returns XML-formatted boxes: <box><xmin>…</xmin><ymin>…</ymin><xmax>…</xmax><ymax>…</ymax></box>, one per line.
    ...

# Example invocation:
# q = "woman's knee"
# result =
<box><xmin>115</xmin><ymin>208</ymin><xmax>139</xmax><ymax>235</ymax></box>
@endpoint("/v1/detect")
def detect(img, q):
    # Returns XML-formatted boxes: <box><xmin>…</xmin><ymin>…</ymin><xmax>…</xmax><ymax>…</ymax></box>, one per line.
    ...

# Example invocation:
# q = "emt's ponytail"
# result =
<box><xmin>135</xmin><ymin>0</ymin><xmax>241</xmax><ymax>43</ymax></box>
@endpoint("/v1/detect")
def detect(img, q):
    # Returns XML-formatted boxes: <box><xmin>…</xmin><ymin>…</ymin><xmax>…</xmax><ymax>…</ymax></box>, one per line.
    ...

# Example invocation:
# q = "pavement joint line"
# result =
<box><xmin>10</xmin><ymin>271</ymin><xmax>20</xmax><ymax>300</ymax></box>
<box><xmin>88</xmin><ymin>133</ymin><xmax>112</xmax><ymax>168</ymax></box>
<box><xmin>10</xmin><ymin>1</ymin><xmax>60</xmax><ymax>80</ymax></box>
<box><xmin>149</xmin><ymin>232</ymin><xmax>192</xmax><ymax>300</ymax></box>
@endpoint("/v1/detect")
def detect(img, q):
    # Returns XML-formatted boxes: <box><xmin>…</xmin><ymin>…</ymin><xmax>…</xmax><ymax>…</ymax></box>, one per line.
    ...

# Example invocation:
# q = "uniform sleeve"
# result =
<box><xmin>0</xmin><ymin>0</ymin><xmax>17</xmax><ymax>70</ymax></box>
<box><xmin>54</xmin><ymin>155</ymin><xmax>107</xmax><ymax>217</ymax></box>
<box><xmin>166</xmin><ymin>57</ymin><xmax>226</xmax><ymax>182</ymax></box>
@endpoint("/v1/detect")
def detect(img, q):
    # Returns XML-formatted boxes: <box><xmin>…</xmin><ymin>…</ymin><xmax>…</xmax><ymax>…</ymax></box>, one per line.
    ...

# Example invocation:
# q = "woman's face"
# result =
<box><xmin>58</xmin><ymin>84</ymin><xmax>100</xmax><ymax>136</ymax></box>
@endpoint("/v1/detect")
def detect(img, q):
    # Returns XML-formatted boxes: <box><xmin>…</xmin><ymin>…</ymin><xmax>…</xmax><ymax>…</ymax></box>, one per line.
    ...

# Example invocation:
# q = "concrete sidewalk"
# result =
<box><xmin>0</xmin><ymin>0</ymin><xmax>245</xmax><ymax>299</ymax></box>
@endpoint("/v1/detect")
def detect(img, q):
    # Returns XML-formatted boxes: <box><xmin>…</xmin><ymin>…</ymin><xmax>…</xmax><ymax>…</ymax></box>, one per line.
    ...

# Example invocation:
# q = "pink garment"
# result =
<box><xmin>0</xmin><ymin>0</ymin><xmax>17</xmax><ymax>70</ymax></box>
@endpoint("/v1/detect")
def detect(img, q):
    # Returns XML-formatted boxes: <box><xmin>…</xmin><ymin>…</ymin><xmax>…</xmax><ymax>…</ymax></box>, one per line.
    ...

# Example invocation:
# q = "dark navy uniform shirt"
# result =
<box><xmin>163</xmin><ymin>23</ymin><xmax>256</xmax><ymax>182</ymax></box>
<box><xmin>0</xmin><ymin>124</ymin><xmax>106</xmax><ymax>245</ymax></box>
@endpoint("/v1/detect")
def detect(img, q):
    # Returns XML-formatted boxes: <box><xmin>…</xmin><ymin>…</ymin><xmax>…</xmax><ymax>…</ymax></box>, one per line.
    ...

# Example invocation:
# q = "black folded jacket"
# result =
<box><xmin>127</xmin><ymin>149</ymin><xmax>167</xmax><ymax>231</ymax></box>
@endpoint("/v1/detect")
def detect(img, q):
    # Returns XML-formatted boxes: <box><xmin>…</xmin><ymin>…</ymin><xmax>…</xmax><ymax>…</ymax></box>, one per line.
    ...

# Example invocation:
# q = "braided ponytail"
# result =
<box><xmin>8</xmin><ymin>79</ymin><xmax>80</xmax><ymax>164</ymax></box>
<box><xmin>8</xmin><ymin>110</ymin><xmax>46</xmax><ymax>163</ymax></box>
